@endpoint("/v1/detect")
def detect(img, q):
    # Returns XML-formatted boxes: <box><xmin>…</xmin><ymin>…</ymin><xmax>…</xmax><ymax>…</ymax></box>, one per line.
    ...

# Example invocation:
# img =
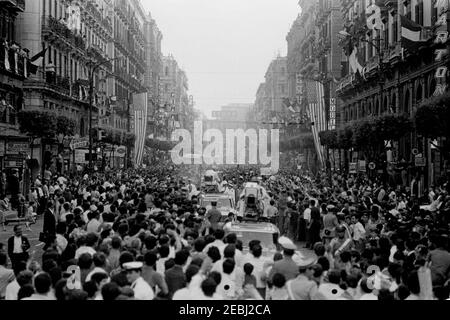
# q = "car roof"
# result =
<box><xmin>202</xmin><ymin>193</ymin><xmax>234</xmax><ymax>199</ymax></box>
<box><xmin>227</xmin><ymin>222</ymin><xmax>279</xmax><ymax>233</ymax></box>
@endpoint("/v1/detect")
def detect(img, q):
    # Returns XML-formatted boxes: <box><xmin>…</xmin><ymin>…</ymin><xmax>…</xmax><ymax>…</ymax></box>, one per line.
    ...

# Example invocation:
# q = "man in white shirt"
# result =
<box><xmin>203</xmin><ymin>229</ymin><xmax>226</xmax><ymax>256</ymax></box>
<box><xmin>124</xmin><ymin>262</ymin><xmax>154</xmax><ymax>300</ymax></box>
<box><xmin>172</xmin><ymin>265</ymin><xmax>201</xmax><ymax>300</ymax></box>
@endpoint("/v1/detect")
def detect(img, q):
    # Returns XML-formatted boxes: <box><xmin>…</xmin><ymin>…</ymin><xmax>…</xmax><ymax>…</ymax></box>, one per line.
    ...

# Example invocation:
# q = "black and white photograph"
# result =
<box><xmin>0</xmin><ymin>0</ymin><xmax>449</xmax><ymax>309</ymax></box>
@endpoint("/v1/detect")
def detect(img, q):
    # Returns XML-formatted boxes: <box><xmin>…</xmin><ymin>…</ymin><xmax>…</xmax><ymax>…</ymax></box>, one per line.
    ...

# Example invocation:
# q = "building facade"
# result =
<box><xmin>206</xmin><ymin>103</ymin><xmax>254</xmax><ymax>133</ymax></box>
<box><xmin>0</xmin><ymin>0</ymin><xmax>30</xmax><ymax>184</ymax></box>
<box><xmin>157</xmin><ymin>54</ymin><xmax>193</xmax><ymax>138</ymax></box>
<box><xmin>336</xmin><ymin>0</ymin><xmax>448</xmax><ymax>189</ymax></box>
<box><xmin>15</xmin><ymin>0</ymin><xmax>151</xmax><ymax>172</ymax></box>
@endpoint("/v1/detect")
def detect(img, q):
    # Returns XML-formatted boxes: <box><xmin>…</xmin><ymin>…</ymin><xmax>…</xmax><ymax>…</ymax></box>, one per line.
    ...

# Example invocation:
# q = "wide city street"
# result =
<box><xmin>0</xmin><ymin>0</ymin><xmax>449</xmax><ymax>304</ymax></box>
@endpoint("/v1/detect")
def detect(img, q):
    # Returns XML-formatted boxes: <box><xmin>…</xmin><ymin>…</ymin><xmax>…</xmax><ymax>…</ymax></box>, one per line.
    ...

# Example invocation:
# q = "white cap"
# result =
<box><xmin>278</xmin><ymin>236</ymin><xmax>297</xmax><ymax>250</ymax></box>
<box><xmin>123</xmin><ymin>262</ymin><xmax>143</xmax><ymax>271</ymax></box>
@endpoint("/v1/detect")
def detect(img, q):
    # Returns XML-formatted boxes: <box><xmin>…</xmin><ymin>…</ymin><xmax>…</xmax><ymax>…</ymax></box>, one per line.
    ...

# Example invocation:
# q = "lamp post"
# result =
<box><xmin>88</xmin><ymin>57</ymin><xmax>116</xmax><ymax>171</ymax></box>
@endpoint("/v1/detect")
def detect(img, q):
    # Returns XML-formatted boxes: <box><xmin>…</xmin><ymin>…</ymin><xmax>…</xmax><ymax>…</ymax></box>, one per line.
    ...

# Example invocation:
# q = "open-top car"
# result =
<box><xmin>199</xmin><ymin>192</ymin><xmax>237</xmax><ymax>229</ymax></box>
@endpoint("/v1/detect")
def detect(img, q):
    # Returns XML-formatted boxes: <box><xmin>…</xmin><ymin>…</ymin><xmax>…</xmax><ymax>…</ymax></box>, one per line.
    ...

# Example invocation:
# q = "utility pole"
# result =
<box><xmin>88</xmin><ymin>68</ymin><xmax>95</xmax><ymax>171</ymax></box>
<box><xmin>125</xmin><ymin>92</ymin><xmax>131</xmax><ymax>169</ymax></box>
<box><xmin>88</xmin><ymin>58</ymin><xmax>117</xmax><ymax>172</ymax></box>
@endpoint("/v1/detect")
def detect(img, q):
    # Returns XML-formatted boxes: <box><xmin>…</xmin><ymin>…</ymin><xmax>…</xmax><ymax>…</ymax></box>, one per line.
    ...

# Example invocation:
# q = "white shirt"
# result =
<box><xmin>13</xmin><ymin>236</ymin><xmax>23</xmax><ymax>254</ymax></box>
<box><xmin>131</xmin><ymin>277</ymin><xmax>154</xmax><ymax>300</ymax></box>
<box><xmin>360</xmin><ymin>293</ymin><xmax>378</xmax><ymax>300</ymax></box>
<box><xmin>243</xmin><ymin>254</ymin><xmax>270</xmax><ymax>288</ymax></box>
<box><xmin>85</xmin><ymin>267</ymin><xmax>108</xmax><ymax>282</ymax></box>
<box><xmin>303</xmin><ymin>208</ymin><xmax>311</xmax><ymax>222</ymax></box>
<box><xmin>203</xmin><ymin>240</ymin><xmax>226</xmax><ymax>256</ymax></box>
<box><xmin>5</xmin><ymin>279</ymin><xmax>20</xmax><ymax>300</ymax></box>
<box><xmin>351</xmin><ymin>222</ymin><xmax>366</xmax><ymax>241</ymax></box>
<box><xmin>87</xmin><ymin>219</ymin><xmax>101</xmax><ymax>234</ymax></box>
<box><xmin>56</xmin><ymin>234</ymin><xmax>68</xmax><ymax>255</ymax></box>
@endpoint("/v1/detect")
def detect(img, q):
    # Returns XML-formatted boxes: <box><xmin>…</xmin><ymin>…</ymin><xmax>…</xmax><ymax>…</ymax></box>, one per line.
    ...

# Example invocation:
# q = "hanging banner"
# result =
<box><xmin>133</xmin><ymin>92</ymin><xmax>148</xmax><ymax>167</ymax></box>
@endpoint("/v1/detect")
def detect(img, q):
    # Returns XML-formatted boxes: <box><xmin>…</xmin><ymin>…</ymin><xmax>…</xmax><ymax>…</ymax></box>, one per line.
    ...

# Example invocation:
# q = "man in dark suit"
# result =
<box><xmin>8</xmin><ymin>225</ymin><xmax>30</xmax><ymax>268</ymax></box>
<box><xmin>164</xmin><ymin>250</ymin><xmax>188</xmax><ymax>299</ymax></box>
<box><xmin>43</xmin><ymin>200</ymin><xmax>56</xmax><ymax>250</ymax></box>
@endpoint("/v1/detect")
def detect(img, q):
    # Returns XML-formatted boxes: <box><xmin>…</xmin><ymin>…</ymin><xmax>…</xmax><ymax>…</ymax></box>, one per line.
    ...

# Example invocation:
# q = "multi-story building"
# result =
<box><xmin>0</xmin><ymin>0</ymin><xmax>30</xmax><ymax>177</ymax></box>
<box><xmin>17</xmin><ymin>0</ymin><xmax>117</xmax><ymax>172</ymax></box>
<box><xmin>158</xmin><ymin>54</ymin><xmax>192</xmax><ymax>137</ymax></box>
<box><xmin>16</xmin><ymin>0</ymin><xmax>150</xmax><ymax>171</ymax></box>
<box><xmin>205</xmin><ymin>103</ymin><xmax>253</xmax><ymax>133</ymax></box>
<box><xmin>336</xmin><ymin>0</ymin><xmax>446</xmax><ymax>188</ymax></box>
<box><xmin>144</xmin><ymin>12</ymin><xmax>163</xmax><ymax>124</ymax></box>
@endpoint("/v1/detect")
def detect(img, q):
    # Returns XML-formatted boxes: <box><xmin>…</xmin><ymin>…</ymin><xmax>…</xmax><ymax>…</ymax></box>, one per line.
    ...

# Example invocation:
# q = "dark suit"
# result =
<box><xmin>8</xmin><ymin>235</ymin><xmax>30</xmax><ymax>267</ymax></box>
<box><xmin>164</xmin><ymin>265</ymin><xmax>186</xmax><ymax>298</ymax></box>
<box><xmin>43</xmin><ymin>209</ymin><xmax>56</xmax><ymax>250</ymax></box>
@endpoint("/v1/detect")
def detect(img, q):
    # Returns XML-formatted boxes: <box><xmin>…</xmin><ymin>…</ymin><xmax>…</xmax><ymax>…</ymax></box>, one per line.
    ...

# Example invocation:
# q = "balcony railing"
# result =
<box><xmin>0</xmin><ymin>0</ymin><xmax>25</xmax><ymax>12</ymax></box>
<box><xmin>0</xmin><ymin>41</ymin><xmax>29</xmax><ymax>79</ymax></box>
<box><xmin>42</xmin><ymin>16</ymin><xmax>87</xmax><ymax>52</ymax></box>
<box><xmin>336</xmin><ymin>73</ymin><xmax>356</xmax><ymax>96</ymax></box>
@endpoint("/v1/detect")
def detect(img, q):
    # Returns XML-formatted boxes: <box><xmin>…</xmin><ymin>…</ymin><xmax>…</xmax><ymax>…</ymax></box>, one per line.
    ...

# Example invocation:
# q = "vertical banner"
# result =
<box><xmin>133</xmin><ymin>92</ymin><xmax>148</xmax><ymax>167</ymax></box>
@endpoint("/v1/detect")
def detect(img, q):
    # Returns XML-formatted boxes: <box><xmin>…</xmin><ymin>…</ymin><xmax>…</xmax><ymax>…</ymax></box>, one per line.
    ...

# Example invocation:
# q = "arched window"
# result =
<box><xmin>368</xmin><ymin>102</ymin><xmax>373</xmax><ymax>116</ymax></box>
<box><xmin>80</xmin><ymin>118</ymin><xmax>85</xmax><ymax>136</ymax></box>
<box><xmin>375</xmin><ymin>99</ymin><xmax>380</xmax><ymax>115</ymax></box>
<box><xmin>404</xmin><ymin>90</ymin><xmax>410</xmax><ymax>114</ymax></box>
<box><xmin>416</xmin><ymin>84</ymin><xmax>423</xmax><ymax>105</ymax></box>
<box><xmin>429</xmin><ymin>78</ymin><xmax>436</xmax><ymax>97</ymax></box>
<box><xmin>391</xmin><ymin>94</ymin><xmax>397</xmax><ymax>113</ymax></box>
<box><xmin>383</xmin><ymin>96</ymin><xmax>388</xmax><ymax>114</ymax></box>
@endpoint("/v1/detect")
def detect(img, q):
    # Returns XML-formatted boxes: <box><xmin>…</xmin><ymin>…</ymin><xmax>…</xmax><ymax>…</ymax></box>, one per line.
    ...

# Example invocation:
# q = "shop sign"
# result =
<box><xmin>6</xmin><ymin>141</ymin><xmax>30</xmax><ymax>155</ymax></box>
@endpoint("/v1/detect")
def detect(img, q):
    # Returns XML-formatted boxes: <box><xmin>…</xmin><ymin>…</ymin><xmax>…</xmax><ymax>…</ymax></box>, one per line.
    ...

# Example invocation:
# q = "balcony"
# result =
<box><xmin>0</xmin><ymin>42</ymin><xmax>29</xmax><ymax>79</ymax></box>
<box><xmin>362</xmin><ymin>56</ymin><xmax>380</xmax><ymax>80</ymax></box>
<box><xmin>383</xmin><ymin>43</ymin><xmax>402</xmax><ymax>66</ymax></box>
<box><xmin>42</xmin><ymin>16</ymin><xmax>86</xmax><ymax>52</ymax></box>
<box><xmin>336</xmin><ymin>73</ymin><xmax>357</xmax><ymax>96</ymax></box>
<box><xmin>299</xmin><ymin>57</ymin><xmax>317</xmax><ymax>75</ymax></box>
<box><xmin>0</xmin><ymin>0</ymin><xmax>25</xmax><ymax>12</ymax></box>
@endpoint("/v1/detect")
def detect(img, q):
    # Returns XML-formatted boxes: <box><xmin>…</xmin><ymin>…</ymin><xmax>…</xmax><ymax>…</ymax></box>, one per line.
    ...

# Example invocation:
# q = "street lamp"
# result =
<box><xmin>88</xmin><ymin>57</ymin><xmax>117</xmax><ymax>171</ymax></box>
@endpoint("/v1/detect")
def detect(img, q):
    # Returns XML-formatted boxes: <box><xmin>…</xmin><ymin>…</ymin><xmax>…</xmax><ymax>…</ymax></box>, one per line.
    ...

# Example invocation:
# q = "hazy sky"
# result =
<box><xmin>141</xmin><ymin>0</ymin><xmax>300</xmax><ymax>117</ymax></box>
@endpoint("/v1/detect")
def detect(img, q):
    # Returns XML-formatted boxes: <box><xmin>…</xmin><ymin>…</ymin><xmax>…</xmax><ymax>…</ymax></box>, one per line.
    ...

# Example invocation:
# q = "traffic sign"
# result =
<box><xmin>368</xmin><ymin>162</ymin><xmax>376</xmax><ymax>170</ymax></box>
<box><xmin>412</xmin><ymin>148</ymin><xmax>419</xmax><ymax>155</ymax></box>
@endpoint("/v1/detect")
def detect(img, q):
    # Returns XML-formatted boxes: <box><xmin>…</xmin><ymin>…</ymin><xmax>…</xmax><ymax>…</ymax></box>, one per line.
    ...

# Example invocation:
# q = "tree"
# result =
<box><xmin>17</xmin><ymin>110</ymin><xmax>57</xmax><ymax>138</ymax></box>
<box><xmin>351</xmin><ymin>113</ymin><xmax>412</xmax><ymax>161</ymax></box>
<box><xmin>56</xmin><ymin>116</ymin><xmax>76</xmax><ymax>136</ymax></box>
<box><xmin>319</xmin><ymin>130</ymin><xmax>338</xmax><ymax>149</ymax></box>
<box><xmin>415</xmin><ymin>92</ymin><xmax>450</xmax><ymax>157</ymax></box>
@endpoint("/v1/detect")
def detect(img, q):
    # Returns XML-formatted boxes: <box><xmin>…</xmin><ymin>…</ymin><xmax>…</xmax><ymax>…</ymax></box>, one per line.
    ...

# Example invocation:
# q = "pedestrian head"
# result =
<box><xmin>272</xmin><ymin>273</ymin><xmax>286</xmax><ymax>289</ymax></box>
<box><xmin>18</xmin><ymin>284</ymin><xmax>35</xmax><ymax>300</ymax></box>
<box><xmin>207</xmin><ymin>246</ymin><xmax>221</xmax><ymax>263</ymax></box>
<box><xmin>201</xmin><ymin>277</ymin><xmax>218</xmax><ymax>298</ymax></box>
<box><xmin>13</xmin><ymin>225</ymin><xmax>23</xmax><ymax>237</ymax></box>
<box><xmin>34</xmin><ymin>272</ymin><xmax>52</xmax><ymax>294</ymax></box>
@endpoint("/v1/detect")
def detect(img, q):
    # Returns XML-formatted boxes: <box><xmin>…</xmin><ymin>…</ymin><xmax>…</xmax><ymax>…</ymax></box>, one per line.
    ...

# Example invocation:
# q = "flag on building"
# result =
<box><xmin>305</xmin><ymin>80</ymin><xmax>326</xmax><ymax>167</ymax></box>
<box><xmin>400</xmin><ymin>15</ymin><xmax>427</xmax><ymax>51</ymax></box>
<box><xmin>133</xmin><ymin>92</ymin><xmax>148</xmax><ymax>167</ymax></box>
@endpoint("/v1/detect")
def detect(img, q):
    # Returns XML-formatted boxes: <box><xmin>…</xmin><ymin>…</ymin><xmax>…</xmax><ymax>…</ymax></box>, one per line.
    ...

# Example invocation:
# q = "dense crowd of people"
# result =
<box><xmin>0</xmin><ymin>164</ymin><xmax>449</xmax><ymax>300</ymax></box>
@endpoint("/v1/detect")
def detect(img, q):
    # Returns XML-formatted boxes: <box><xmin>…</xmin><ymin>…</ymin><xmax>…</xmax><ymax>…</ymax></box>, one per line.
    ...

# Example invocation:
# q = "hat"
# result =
<box><xmin>296</xmin><ymin>256</ymin><xmax>317</xmax><ymax>270</ymax></box>
<box><xmin>278</xmin><ymin>236</ymin><xmax>297</xmax><ymax>250</ymax></box>
<box><xmin>123</xmin><ymin>262</ymin><xmax>143</xmax><ymax>271</ymax></box>
<box><xmin>336</xmin><ymin>226</ymin><xmax>346</xmax><ymax>233</ymax></box>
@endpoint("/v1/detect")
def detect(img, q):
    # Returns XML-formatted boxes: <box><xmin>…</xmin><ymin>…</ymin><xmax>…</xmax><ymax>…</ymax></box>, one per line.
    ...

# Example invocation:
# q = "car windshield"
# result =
<box><xmin>234</xmin><ymin>231</ymin><xmax>277</xmax><ymax>250</ymax></box>
<box><xmin>202</xmin><ymin>198</ymin><xmax>232</xmax><ymax>208</ymax></box>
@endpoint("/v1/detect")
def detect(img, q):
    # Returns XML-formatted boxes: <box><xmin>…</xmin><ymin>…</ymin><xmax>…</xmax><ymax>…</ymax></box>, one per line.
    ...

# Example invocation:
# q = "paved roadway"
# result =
<box><xmin>0</xmin><ymin>211</ymin><xmax>45</xmax><ymax>263</ymax></box>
